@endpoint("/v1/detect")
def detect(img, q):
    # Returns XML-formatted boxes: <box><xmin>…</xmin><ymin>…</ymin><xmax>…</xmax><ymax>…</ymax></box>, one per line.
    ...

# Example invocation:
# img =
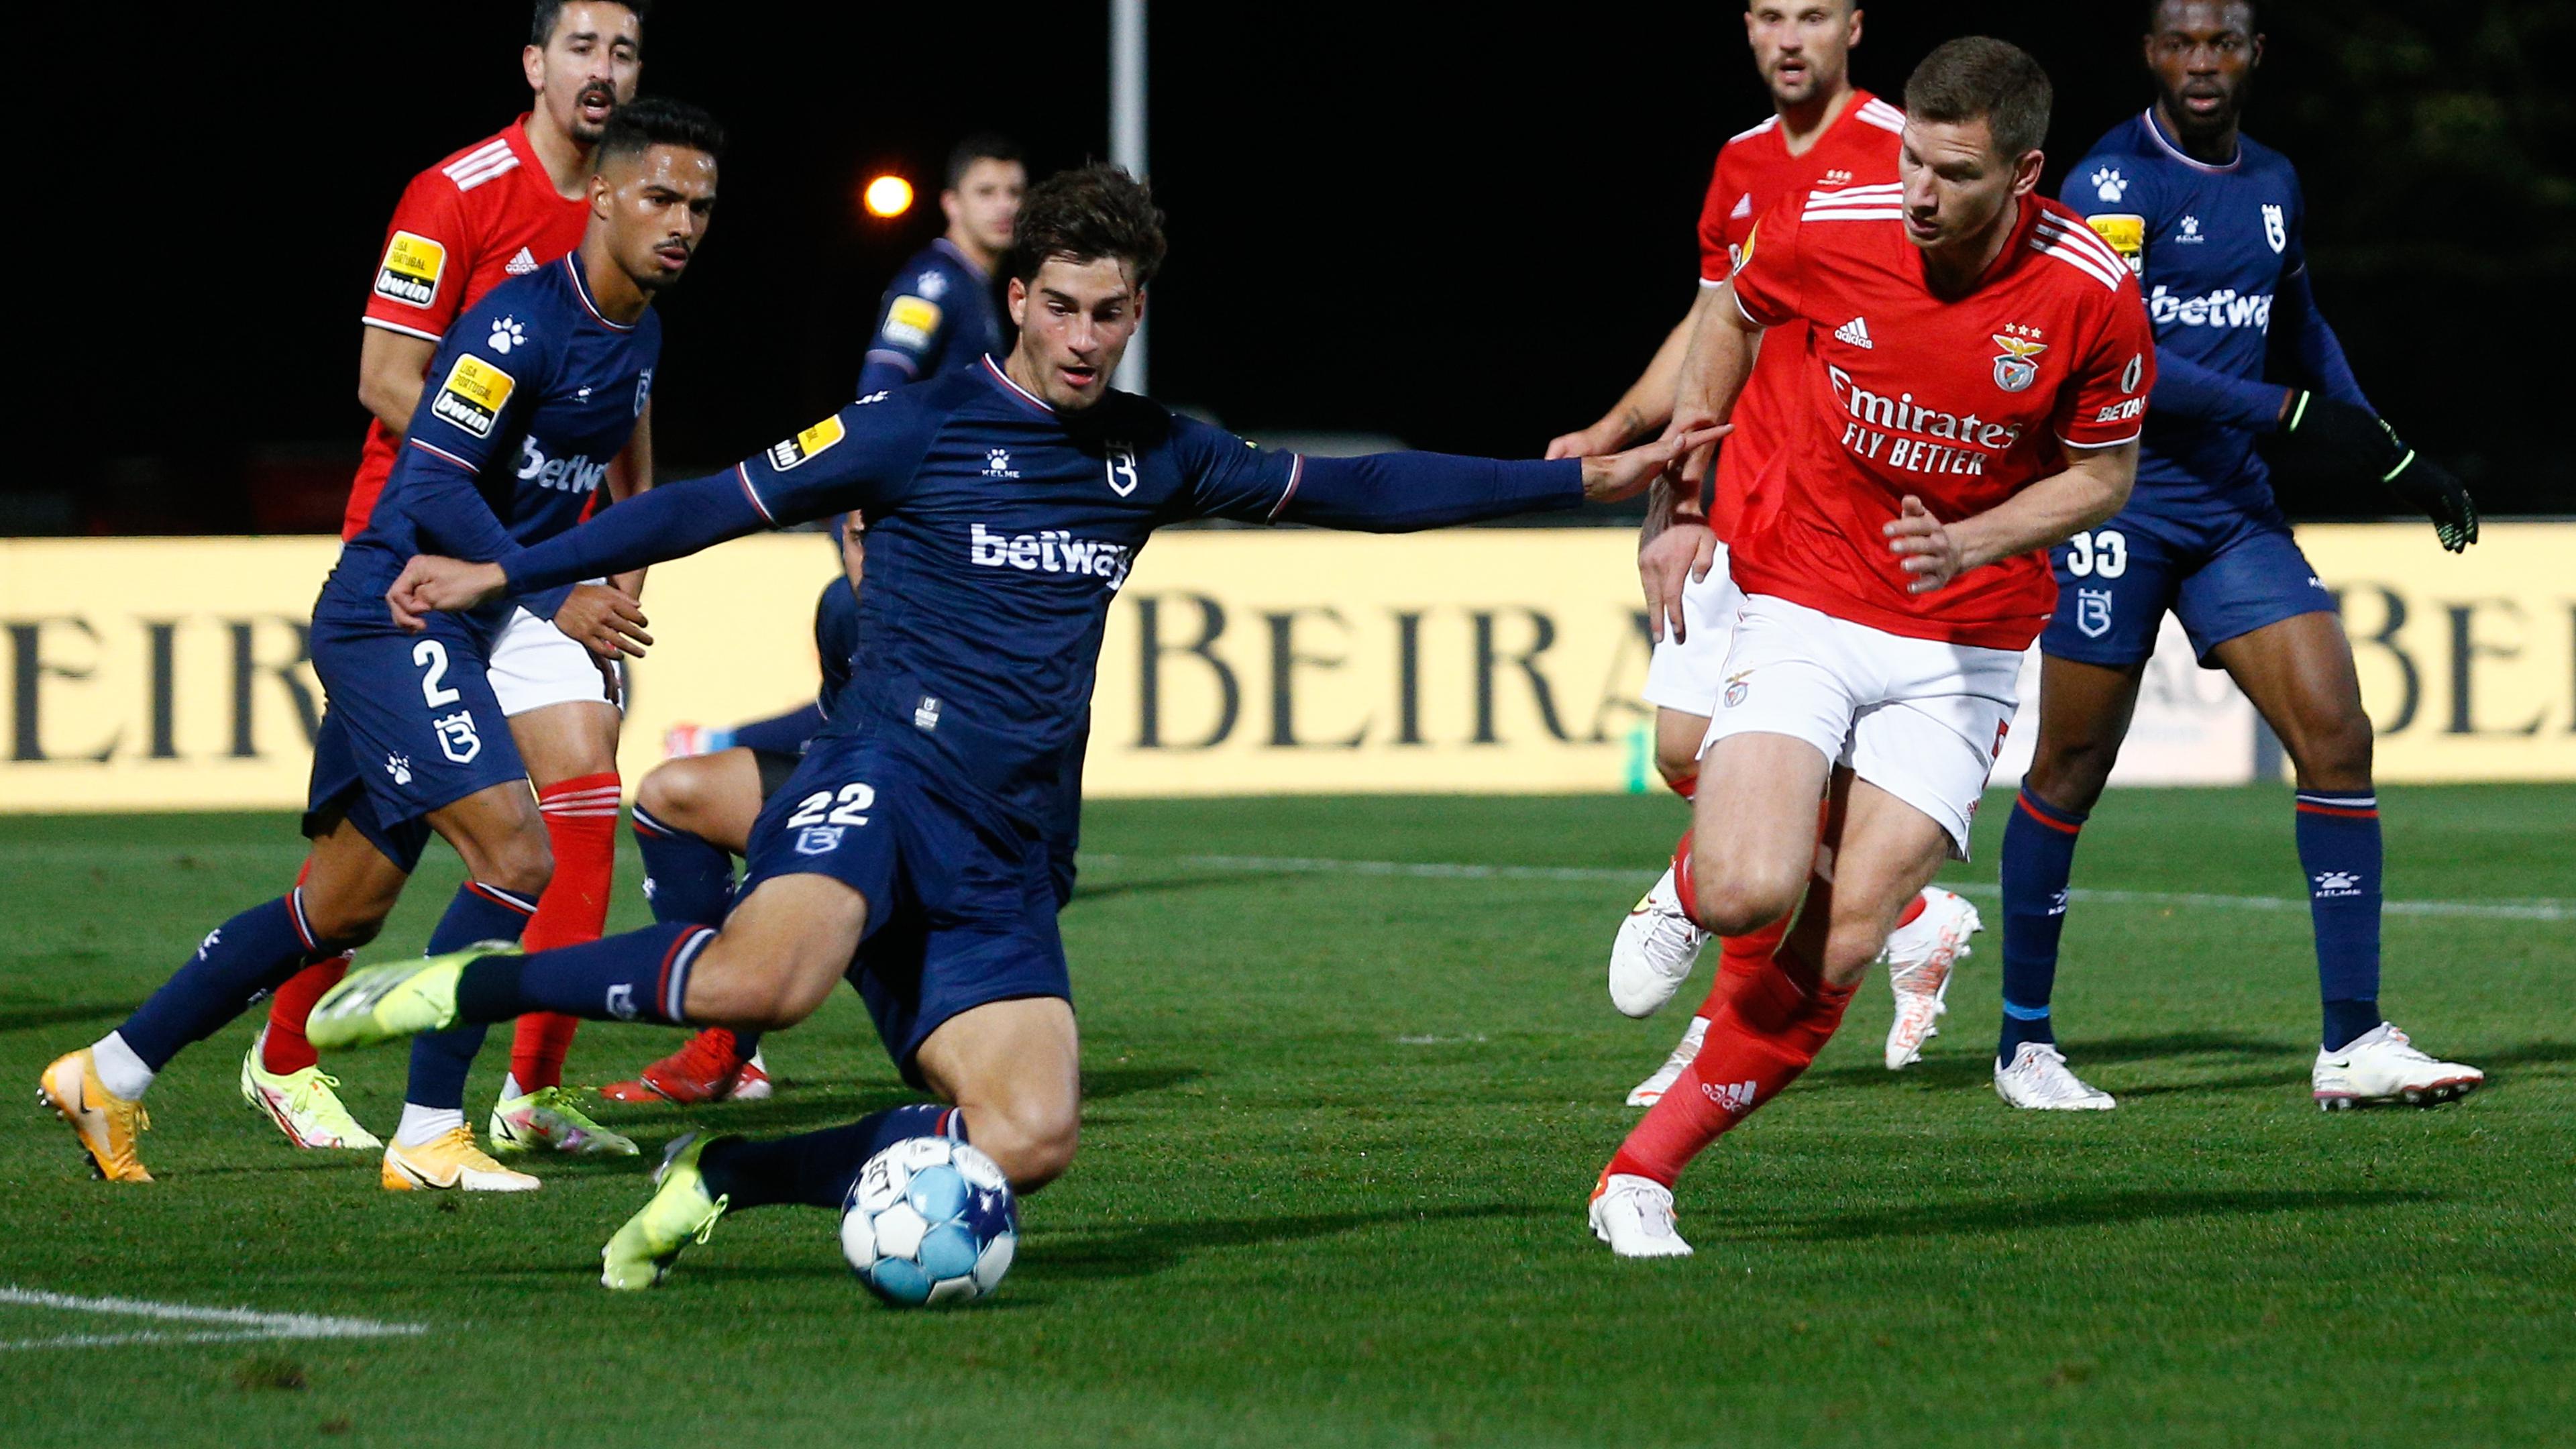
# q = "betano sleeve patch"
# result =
<box><xmin>374</xmin><ymin>231</ymin><xmax>448</xmax><ymax>309</ymax></box>
<box><xmin>880</xmin><ymin>295</ymin><xmax>943</xmax><ymax>351</ymax></box>
<box><xmin>2086</xmin><ymin>214</ymin><xmax>2145</xmax><ymax>276</ymax></box>
<box><xmin>767</xmin><ymin>415</ymin><xmax>847</xmax><ymax>471</ymax></box>
<box><xmin>429</xmin><ymin>354</ymin><xmax>515</xmax><ymax>439</ymax></box>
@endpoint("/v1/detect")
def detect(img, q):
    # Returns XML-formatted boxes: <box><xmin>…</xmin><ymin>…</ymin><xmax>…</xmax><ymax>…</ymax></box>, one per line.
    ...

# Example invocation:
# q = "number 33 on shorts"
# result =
<box><xmin>789</xmin><ymin>782</ymin><xmax>877</xmax><ymax>855</ymax></box>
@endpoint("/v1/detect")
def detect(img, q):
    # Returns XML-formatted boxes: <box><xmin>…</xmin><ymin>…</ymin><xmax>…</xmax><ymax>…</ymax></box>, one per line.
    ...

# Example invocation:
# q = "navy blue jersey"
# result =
<box><xmin>2062</xmin><ymin>109</ymin><xmax>2368</xmax><ymax>513</ymax></box>
<box><xmin>327</xmin><ymin>256</ymin><xmax>658</xmax><ymax>620</ymax></box>
<box><xmin>856</xmin><ymin>239</ymin><xmax>1006</xmax><ymax>395</ymax></box>
<box><xmin>813</xmin><ymin>574</ymin><xmax>860</xmax><ymax>720</ymax></box>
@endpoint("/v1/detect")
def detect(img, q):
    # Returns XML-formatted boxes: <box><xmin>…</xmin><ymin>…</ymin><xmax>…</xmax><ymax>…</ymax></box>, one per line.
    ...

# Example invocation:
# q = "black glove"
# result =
<box><xmin>2378</xmin><ymin>433</ymin><xmax>2479</xmax><ymax>553</ymax></box>
<box><xmin>2273</xmin><ymin>391</ymin><xmax>2403</xmax><ymax>478</ymax></box>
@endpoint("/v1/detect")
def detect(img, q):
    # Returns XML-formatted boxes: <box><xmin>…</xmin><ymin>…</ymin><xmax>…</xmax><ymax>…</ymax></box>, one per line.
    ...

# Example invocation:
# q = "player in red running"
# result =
<box><xmin>1589</xmin><ymin>37</ymin><xmax>2155</xmax><ymax>1256</ymax></box>
<box><xmin>1550</xmin><ymin>0</ymin><xmax>1980</xmax><ymax>1104</ymax></box>
<box><xmin>239</xmin><ymin>0</ymin><xmax>653</xmax><ymax>1162</ymax></box>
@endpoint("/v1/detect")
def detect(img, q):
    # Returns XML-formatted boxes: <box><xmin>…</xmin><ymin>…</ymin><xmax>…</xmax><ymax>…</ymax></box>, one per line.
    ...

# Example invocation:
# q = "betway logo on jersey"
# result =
<box><xmin>517</xmin><ymin>437</ymin><xmax>606</xmax><ymax>494</ymax></box>
<box><xmin>2147</xmin><ymin>285</ymin><xmax>2273</xmax><ymax>332</ymax></box>
<box><xmin>969</xmin><ymin>524</ymin><xmax>1134</xmax><ymax>590</ymax></box>
<box><xmin>1825</xmin><ymin>365</ymin><xmax>2022</xmax><ymax>477</ymax></box>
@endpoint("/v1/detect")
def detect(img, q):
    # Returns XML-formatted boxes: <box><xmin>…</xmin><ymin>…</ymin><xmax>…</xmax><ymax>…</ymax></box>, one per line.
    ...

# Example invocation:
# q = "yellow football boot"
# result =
<box><xmin>39</xmin><ymin>1049</ymin><xmax>153</xmax><ymax>1183</ymax></box>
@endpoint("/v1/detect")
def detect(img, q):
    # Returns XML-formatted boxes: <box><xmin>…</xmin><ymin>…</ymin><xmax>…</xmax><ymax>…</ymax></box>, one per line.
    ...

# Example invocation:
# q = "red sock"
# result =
<box><xmin>1608</xmin><ymin>947</ymin><xmax>1855</xmax><ymax>1186</ymax></box>
<box><xmin>1694</xmin><ymin>914</ymin><xmax>1790</xmax><ymax>1020</ymax></box>
<box><xmin>509</xmin><ymin>772</ymin><xmax>621</xmax><ymax>1091</ymax></box>
<box><xmin>262</xmin><ymin>953</ymin><xmax>351</xmax><ymax>1075</ymax></box>
<box><xmin>1894</xmin><ymin>892</ymin><xmax>1927</xmax><ymax>929</ymax></box>
<box><xmin>1668</xmin><ymin>771</ymin><xmax>1697</xmax><ymax>802</ymax></box>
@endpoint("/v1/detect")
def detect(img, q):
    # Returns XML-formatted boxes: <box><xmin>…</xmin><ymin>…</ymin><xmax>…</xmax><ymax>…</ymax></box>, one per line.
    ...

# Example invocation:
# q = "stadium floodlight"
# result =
<box><xmin>1110</xmin><ymin>0</ymin><xmax>1146</xmax><ymax>393</ymax></box>
<box><xmin>863</xmin><ymin>174</ymin><xmax>915</xmax><ymax>219</ymax></box>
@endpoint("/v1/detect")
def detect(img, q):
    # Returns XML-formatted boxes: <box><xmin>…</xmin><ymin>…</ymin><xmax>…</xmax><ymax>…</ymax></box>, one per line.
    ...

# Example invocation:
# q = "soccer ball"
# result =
<box><xmin>840</xmin><ymin>1135</ymin><xmax>1018</xmax><ymax>1306</ymax></box>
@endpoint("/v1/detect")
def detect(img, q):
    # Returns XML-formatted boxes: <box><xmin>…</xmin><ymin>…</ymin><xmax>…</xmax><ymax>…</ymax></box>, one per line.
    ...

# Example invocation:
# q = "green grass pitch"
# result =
<box><xmin>1</xmin><ymin>786</ymin><xmax>2569</xmax><ymax>1448</ymax></box>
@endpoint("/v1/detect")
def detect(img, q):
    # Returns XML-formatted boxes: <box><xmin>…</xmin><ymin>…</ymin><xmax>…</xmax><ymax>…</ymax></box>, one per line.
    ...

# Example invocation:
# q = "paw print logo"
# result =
<box><xmin>857</xmin><ymin>390</ymin><xmax>890</xmax><ymax>406</ymax></box>
<box><xmin>2090</xmin><ymin>166</ymin><xmax>2127</xmax><ymax>203</ymax></box>
<box><xmin>986</xmin><ymin>448</ymin><xmax>1012</xmax><ymax>474</ymax></box>
<box><xmin>2312</xmin><ymin>870</ymin><xmax>2361</xmax><ymax>894</ymax></box>
<box><xmin>197</xmin><ymin>927</ymin><xmax>223</xmax><ymax>959</ymax></box>
<box><xmin>385</xmin><ymin>753</ymin><xmax>413</xmax><ymax>786</ymax></box>
<box><xmin>2178</xmin><ymin>215</ymin><xmax>2201</xmax><ymax>239</ymax></box>
<box><xmin>488</xmin><ymin>315</ymin><xmax>527</xmax><ymax>354</ymax></box>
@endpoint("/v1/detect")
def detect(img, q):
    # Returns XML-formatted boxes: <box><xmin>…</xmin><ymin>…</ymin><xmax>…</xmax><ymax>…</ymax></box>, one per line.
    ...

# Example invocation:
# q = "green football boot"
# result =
<box><xmin>602</xmin><ymin>1130</ymin><xmax>731</xmax><ymax>1291</ymax></box>
<box><xmin>490</xmin><ymin>1085</ymin><xmax>639</xmax><ymax>1157</ymax></box>
<box><xmin>305</xmin><ymin>941</ymin><xmax>519</xmax><ymax>1051</ymax></box>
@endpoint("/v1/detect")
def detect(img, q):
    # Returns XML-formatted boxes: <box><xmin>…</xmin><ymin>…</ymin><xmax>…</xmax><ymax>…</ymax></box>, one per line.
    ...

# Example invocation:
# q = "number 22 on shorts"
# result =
<box><xmin>788</xmin><ymin>782</ymin><xmax>875</xmax><ymax>855</ymax></box>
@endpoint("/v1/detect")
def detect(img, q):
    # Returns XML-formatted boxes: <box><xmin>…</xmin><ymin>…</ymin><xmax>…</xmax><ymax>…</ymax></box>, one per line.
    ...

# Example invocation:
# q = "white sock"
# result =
<box><xmin>394</xmin><ymin>1104</ymin><xmax>466</xmax><ymax>1148</ymax></box>
<box><xmin>89</xmin><ymin>1032</ymin><xmax>156</xmax><ymax>1100</ymax></box>
<box><xmin>499</xmin><ymin>1073</ymin><xmax>527</xmax><ymax>1102</ymax></box>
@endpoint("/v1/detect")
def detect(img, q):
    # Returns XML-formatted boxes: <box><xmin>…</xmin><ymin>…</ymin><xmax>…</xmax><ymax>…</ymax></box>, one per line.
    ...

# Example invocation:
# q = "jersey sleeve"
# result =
<box><xmin>2059</xmin><ymin>156</ymin><xmax>2149</xmax><ymax>280</ymax></box>
<box><xmin>733</xmin><ymin>390</ymin><xmax>940</xmax><ymax>527</ymax></box>
<box><xmin>857</xmin><ymin>269</ymin><xmax>950</xmax><ymax>388</ymax></box>
<box><xmin>2052</xmin><ymin>285</ymin><xmax>2157</xmax><ymax>449</ymax></box>
<box><xmin>1725</xmin><ymin>199</ymin><xmax>1805</xmax><ymax>329</ymax></box>
<box><xmin>402</xmin><ymin>294</ymin><xmax>551</xmax><ymax>478</ymax></box>
<box><xmin>1167</xmin><ymin>415</ymin><xmax>1305</xmax><ymax>523</ymax></box>
<box><xmin>363</xmin><ymin>170</ymin><xmax>473</xmax><ymax>341</ymax></box>
<box><xmin>1694</xmin><ymin>153</ymin><xmax>1735</xmax><ymax>284</ymax></box>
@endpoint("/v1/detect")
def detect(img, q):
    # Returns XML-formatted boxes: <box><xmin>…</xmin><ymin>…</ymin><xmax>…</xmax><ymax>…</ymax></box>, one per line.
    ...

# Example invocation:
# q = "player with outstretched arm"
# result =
<box><xmin>305</xmin><ymin>164</ymin><xmax>1711</xmax><ymax>1287</ymax></box>
<box><xmin>1588</xmin><ymin>38</ymin><xmax>2155</xmax><ymax>1256</ymax></box>
<box><xmin>1988</xmin><ymin>0</ymin><xmax>2481</xmax><ymax>1112</ymax></box>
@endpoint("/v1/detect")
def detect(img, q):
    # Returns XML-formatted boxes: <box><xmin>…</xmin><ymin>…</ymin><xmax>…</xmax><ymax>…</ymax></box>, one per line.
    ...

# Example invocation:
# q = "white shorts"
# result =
<box><xmin>486</xmin><ymin>597</ymin><xmax>621</xmax><ymax>718</ymax></box>
<box><xmin>1640</xmin><ymin>539</ymin><xmax>1746</xmax><ymax>716</ymax></box>
<box><xmin>1699</xmin><ymin>593</ymin><xmax>2019</xmax><ymax>859</ymax></box>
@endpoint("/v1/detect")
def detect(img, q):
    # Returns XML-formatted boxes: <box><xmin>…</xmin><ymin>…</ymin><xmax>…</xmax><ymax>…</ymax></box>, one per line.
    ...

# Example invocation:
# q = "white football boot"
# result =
<box><xmin>1626</xmin><ymin>1016</ymin><xmax>1708</xmax><ymax>1108</ymax></box>
<box><xmin>1609</xmin><ymin>867</ymin><xmax>1711</xmax><ymax>1019</ymax></box>
<box><xmin>1882</xmin><ymin>888</ymin><xmax>1982</xmax><ymax>1070</ymax></box>
<box><xmin>1993</xmin><ymin>1041</ymin><xmax>2116</xmax><ymax>1111</ymax></box>
<box><xmin>2313</xmin><ymin>1022</ymin><xmax>2482</xmax><ymax>1110</ymax></box>
<box><xmin>1589</xmin><ymin>1172</ymin><xmax>1694</xmax><ymax>1258</ymax></box>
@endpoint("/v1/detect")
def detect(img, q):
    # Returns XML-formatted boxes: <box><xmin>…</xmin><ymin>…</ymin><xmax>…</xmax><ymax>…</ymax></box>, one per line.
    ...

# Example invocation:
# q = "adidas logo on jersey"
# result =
<box><xmin>1834</xmin><ymin>317</ymin><xmax>1874</xmax><ymax>349</ymax></box>
<box><xmin>1699</xmin><ymin>1078</ymin><xmax>1760</xmax><ymax>1116</ymax></box>
<box><xmin>506</xmin><ymin>246</ymin><xmax>539</xmax><ymax>275</ymax></box>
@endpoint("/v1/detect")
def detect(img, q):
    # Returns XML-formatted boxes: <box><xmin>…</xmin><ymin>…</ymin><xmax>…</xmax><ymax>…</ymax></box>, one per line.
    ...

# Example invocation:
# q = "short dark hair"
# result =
<box><xmin>944</xmin><ymin>134</ymin><xmax>1024</xmax><ymax>193</ymax></box>
<box><xmin>531</xmin><ymin>0</ymin><xmax>649</xmax><ymax>48</ymax></box>
<box><xmin>1903</xmin><ymin>36</ymin><xmax>2052</xmax><ymax>160</ymax></box>
<box><xmin>596</xmin><ymin>96</ymin><xmax>724</xmax><ymax>168</ymax></box>
<box><xmin>2145</xmin><ymin>0</ymin><xmax>2257</xmax><ymax>34</ymax></box>
<box><xmin>1010</xmin><ymin>164</ymin><xmax>1167</xmax><ymax>290</ymax></box>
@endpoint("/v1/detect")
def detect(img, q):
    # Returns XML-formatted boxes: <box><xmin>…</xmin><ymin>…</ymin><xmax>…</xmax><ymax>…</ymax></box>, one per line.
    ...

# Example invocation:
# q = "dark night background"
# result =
<box><xmin>19</xmin><ymin>1</ymin><xmax>2571</xmax><ymax>535</ymax></box>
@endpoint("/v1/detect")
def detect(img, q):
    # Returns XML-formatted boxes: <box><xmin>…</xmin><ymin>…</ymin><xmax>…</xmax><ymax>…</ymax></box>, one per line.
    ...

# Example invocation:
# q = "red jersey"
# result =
<box><xmin>346</xmin><ymin>116</ymin><xmax>590</xmax><ymax>539</ymax></box>
<box><xmin>1694</xmin><ymin>91</ymin><xmax>1905</xmax><ymax>541</ymax></box>
<box><xmin>1726</xmin><ymin>188</ymin><xmax>2155</xmax><ymax>650</ymax></box>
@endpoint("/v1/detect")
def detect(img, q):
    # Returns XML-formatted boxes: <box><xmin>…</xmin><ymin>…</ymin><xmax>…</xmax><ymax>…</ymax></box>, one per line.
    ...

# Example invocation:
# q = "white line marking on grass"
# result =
<box><xmin>0</xmin><ymin>1286</ymin><xmax>427</xmax><ymax>1352</ymax></box>
<box><xmin>1081</xmin><ymin>854</ymin><xmax>2570</xmax><ymax>922</ymax></box>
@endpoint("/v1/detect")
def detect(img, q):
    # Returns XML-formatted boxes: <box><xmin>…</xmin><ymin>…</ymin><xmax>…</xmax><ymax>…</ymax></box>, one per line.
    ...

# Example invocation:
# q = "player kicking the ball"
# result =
<box><xmin>40</xmin><ymin>101</ymin><xmax>720</xmax><ymax>1189</ymax></box>
<box><xmin>1989</xmin><ymin>0</ymin><xmax>2481</xmax><ymax>1112</ymax></box>
<box><xmin>243</xmin><ymin>0</ymin><xmax>657</xmax><ymax>1159</ymax></box>
<box><xmin>1589</xmin><ymin>38</ymin><xmax>2155</xmax><ymax>1256</ymax></box>
<box><xmin>307</xmin><ymin>164</ymin><xmax>1716</xmax><ymax>1287</ymax></box>
<box><xmin>1549</xmin><ymin>0</ymin><xmax>1980</xmax><ymax>1100</ymax></box>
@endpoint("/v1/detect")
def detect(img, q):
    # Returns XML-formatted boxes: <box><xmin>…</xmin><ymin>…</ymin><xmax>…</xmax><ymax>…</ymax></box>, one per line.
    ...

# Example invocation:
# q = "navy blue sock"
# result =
<box><xmin>119</xmin><ymin>892</ymin><xmax>340</xmax><ymax>1070</ymax></box>
<box><xmin>733</xmin><ymin>1030</ymin><xmax>763</xmax><ymax>1061</ymax></box>
<box><xmin>2296</xmin><ymin>790</ymin><xmax>2383</xmax><ymax>1051</ymax></box>
<box><xmin>454</xmin><ymin>921</ymin><xmax>710</xmax><ymax>1026</ymax></box>
<box><xmin>632</xmin><ymin>806</ymin><xmax>737</xmax><ymax>926</ymax></box>
<box><xmin>697</xmin><ymin>1104</ymin><xmax>966</xmax><ymax>1210</ymax></box>
<box><xmin>403</xmin><ymin>881</ymin><xmax>539</xmax><ymax>1111</ymax></box>
<box><xmin>727</xmin><ymin>702</ymin><xmax>824</xmax><ymax>757</ymax></box>
<box><xmin>1998</xmin><ymin>789</ymin><xmax>2088</xmax><ymax>1064</ymax></box>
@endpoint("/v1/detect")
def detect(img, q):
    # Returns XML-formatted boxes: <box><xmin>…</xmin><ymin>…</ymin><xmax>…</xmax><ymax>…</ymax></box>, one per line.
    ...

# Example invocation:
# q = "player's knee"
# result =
<box><xmin>970</xmin><ymin>1102</ymin><xmax>1079</xmax><ymax>1193</ymax></box>
<box><xmin>2288</xmin><ymin>712</ymin><xmax>2374</xmax><ymax>790</ymax></box>
<box><xmin>2026</xmin><ymin>741</ymin><xmax>2113</xmax><ymax>815</ymax></box>
<box><xmin>1691</xmin><ymin>867</ymin><xmax>1801</xmax><ymax>938</ymax></box>
<box><xmin>636</xmin><ymin>761</ymin><xmax>704</xmax><ymax>830</ymax></box>
<box><xmin>299</xmin><ymin>894</ymin><xmax>390</xmax><ymax>949</ymax></box>
<box><xmin>478</xmin><ymin>833</ymin><xmax>554</xmax><ymax>899</ymax></box>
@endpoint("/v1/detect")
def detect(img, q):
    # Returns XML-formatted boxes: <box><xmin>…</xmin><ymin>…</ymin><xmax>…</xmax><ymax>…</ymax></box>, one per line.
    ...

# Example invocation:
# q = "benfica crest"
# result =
<box><xmin>1990</xmin><ymin>332</ymin><xmax>2048</xmax><ymax>393</ymax></box>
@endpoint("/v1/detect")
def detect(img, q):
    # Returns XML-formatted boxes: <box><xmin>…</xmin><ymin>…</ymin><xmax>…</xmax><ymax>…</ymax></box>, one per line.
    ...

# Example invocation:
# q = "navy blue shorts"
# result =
<box><xmin>303</xmin><ymin>607</ymin><xmax>525</xmax><ymax>873</ymax></box>
<box><xmin>739</xmin><ymin>731</ymin><xmax>1069</xmax><ymax>1087</ymax></box>
<box><xmin>2039</xmin><ymin>502</ymin><xmax>2336</xmax><ymax>669</ymax></box>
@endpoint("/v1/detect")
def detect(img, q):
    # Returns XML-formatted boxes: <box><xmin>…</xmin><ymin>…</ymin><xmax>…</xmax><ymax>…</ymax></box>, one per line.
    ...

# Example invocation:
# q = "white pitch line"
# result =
<box><xmin>0</xmin><ymin>1286</ymin><xmax>427</xmax><ymax>1352</ymax></box>
<box><xmin>1080</xmin><ymin>853</ymin><xmax>2571</xmax><ymax>922</ymax></box>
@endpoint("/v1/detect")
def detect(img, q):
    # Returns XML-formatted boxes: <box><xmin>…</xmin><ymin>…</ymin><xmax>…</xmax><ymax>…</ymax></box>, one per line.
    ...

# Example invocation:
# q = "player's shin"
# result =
<box><xmin>2295</xmin><ymin>791</ymin><xmax>2383</xmax><ymax>1051</ymax></box>
<box><xmin>1998</xmin><ymin>790</ymin><xmax>2086</xmax><ymax>1065</ymax></box>
<box><xmin>696</xmin><ymin>1106</ymin><xmax>968</xmax><ymax>1211</ymax></box>
<box><xmin>394</xmin><ymin>881</ymin><xmax>539</xmax><ymax>1147</ymax></box>
<box><xmin>108</xmin><ymin>891</ymin><xmax>358</xmax><ymax>1096</ymax></box>
<box><xmin>1606</xmin><ymin>945</ymin><xmax>1854</xmax><ymax>1187</ymax></box>
<box><xmin>632</xmin><ymin>805</ymin><xmax>737</xmax><ymax>925</ymax></box>
<box><xmin>507</xmin><ymin>773</ymin><xmax>623</xmax><ymax>1093</ymax></box>
<box><xmin>453</xmin><ymin>922</ymin><xmax>715</xmax><ymax>1027</ymax></box>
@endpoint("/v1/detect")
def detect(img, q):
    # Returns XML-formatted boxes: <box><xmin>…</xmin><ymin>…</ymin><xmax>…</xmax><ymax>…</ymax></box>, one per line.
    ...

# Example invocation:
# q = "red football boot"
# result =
<box><xmin>600</xmin><ymin>1029</ymin><xmax>772</xmax><ymax>1105</ymax></box>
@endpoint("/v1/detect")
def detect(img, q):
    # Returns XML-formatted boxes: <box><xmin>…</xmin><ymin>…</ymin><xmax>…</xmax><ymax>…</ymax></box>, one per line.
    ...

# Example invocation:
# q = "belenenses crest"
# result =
<box><xmin>1990</xmin><ymin>331</ymin><xmax>2048</xmax><ymax>393</ymax></box>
